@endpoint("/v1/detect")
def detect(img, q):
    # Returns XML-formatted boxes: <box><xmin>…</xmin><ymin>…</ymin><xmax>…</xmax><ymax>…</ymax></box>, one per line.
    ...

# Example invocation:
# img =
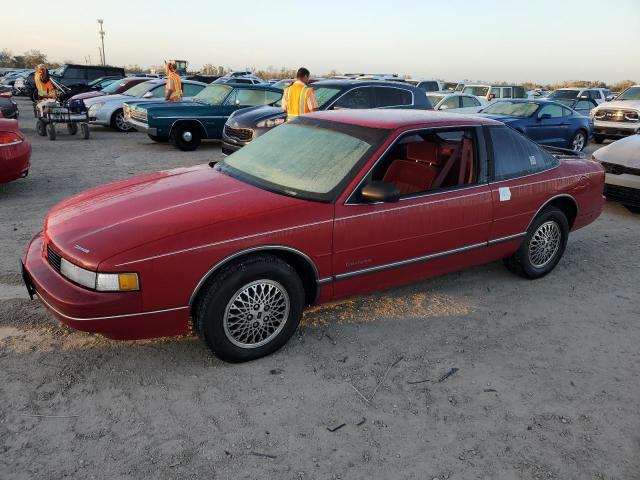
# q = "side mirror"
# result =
<box><xmin>235</xmin><ymin>99</ymin><xmax>241</xmax><ymax>107</ymax></box>
<box><xmin>439</xmin><ymin>104</ymin><xmax>449</xmax><ymax>110</ymax></box>
<box><xmin>142</xmin><ymin>92</ymin><xmax>153</xmax><ymax>98</ymax></box>
<box><xmin>360</xmin><ymin>181</ymin><xmax>400</xmax><ymax>203</ymax></box>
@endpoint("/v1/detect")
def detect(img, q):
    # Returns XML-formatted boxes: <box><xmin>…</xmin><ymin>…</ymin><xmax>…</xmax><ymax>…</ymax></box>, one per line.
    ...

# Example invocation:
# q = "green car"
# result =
<box><xmin>124</xmin><ymin>83</ymin><xmax>283</xmax><ymax>151</ymax></box>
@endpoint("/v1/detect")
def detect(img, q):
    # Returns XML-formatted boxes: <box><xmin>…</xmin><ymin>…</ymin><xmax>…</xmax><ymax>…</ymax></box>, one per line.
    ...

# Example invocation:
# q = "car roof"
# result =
<box><xmin>311</xmin><ymin>79</ymin><xmax>418</xmax><ymax>89</ymax></box>
<box><xmin>305</xmin><ymin>109</ymin><xmax>502</xmax><ymax>129</ymax></box>
<box><xmin>215</xmin><ymin>82</ymin><xmax>281</xmax><ymax>92</ymax></box>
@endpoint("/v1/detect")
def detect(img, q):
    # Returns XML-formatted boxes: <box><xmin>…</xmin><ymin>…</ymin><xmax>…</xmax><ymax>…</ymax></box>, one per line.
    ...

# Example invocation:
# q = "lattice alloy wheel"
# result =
<box><xmin>528</xmin><ymin>220</ymin><xmax>562</xmax><ymax>268</ymax></box>
<box><xmin>223</xmin><ymin>280</ymin><xmax>290</xmax><ymax>348</ymax></box>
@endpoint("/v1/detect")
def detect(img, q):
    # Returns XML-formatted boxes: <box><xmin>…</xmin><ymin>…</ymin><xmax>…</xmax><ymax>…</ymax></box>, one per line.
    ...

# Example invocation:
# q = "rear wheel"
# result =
<box><xmin>148</xmin><ymin>134</ymin><xmax>168</xmax><ymax>143</ymax></box>
<box><xmin>570</xmin><ymin>130</ymin><xmax>586</xmax><ymax>151</ymax></box>
<box><xmin>171</xmin><ymin>123</ymin><xmax>202</xmax><ymax>151</ymax></box>
<box><xmin>195</xmin><ymin>254</ymin><xmax>304</xmax><ymax>362</ymax></box>
<box><xmin>35</xmin><ymin>119</ymin><xmax>47</xmax><ymax>136</ymax></box>
<box><xmin>66</xmin><ymin>123</ymin><xmax>78</xmax><ymax>135</ymax></box>
<box><xmin>593</xmin><ymin>134</ymin><xmax>605</xmax><ymax>144</ymax></box>
<box><xmin>47</xmin><ymin>123</ymin><xmax>56</xmax><ymax>141</ymax></box>
<box><xmin>80</xmin><ymin>123</ymin><xmax>90</xmax><ymax>140</ymax></box>
<box><xmin>111</xmin><ymin>109</ymin><xmax>133</xmax><ymax>132</ymax></box>
<box><xmin>504</xmin><ymin>206</ymin><xmax>569</xmax><ymax>279</ymax></box>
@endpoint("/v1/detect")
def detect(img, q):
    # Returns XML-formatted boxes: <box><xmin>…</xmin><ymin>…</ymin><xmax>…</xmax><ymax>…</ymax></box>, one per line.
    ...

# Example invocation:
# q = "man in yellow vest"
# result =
<box><xmin>34</xmin><ymin>64</ymin><xmax>58</xmax><ymax>116</ymax></box>
<box><xmin>164</xmin><ymin>60</ymin><xmax>183</xmax><ymax>101</ymax></box>
<box><xmin>282</xmin><ymin>67</ymin><xmax>317</xmax><ymax>118</ymax></box>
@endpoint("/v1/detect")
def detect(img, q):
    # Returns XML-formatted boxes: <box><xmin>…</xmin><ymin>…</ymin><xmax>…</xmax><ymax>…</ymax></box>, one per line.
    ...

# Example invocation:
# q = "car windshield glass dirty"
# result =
<box><xmin>311</xmin><ymin>87</ymin><xmax>342</xmax><ymax>108</ymax></box>
<box><xmin>49</xmin><ymin>66</ymin><xmax>66</xmax><ymax>77</ymax></box>
<box><xmin>616</xmin><ymin>87</ymin><xmax>640</xmax><ymax>101</ymax></box>
<box><xmin>462</xmin><ymin>86</ymin><xmax>490</xmax><ymax>96</ymax></box>
<box><xmin>482</xmin><ymin>101</ymin><xmax>539</xmax><ymax>117</ymax></box>
<box><xmin>426</xmin><ymin>94</ymin><xmax>446</xmax><ymax>106</ymax></box>
<box><xmin>122</xmin><ymin>81</ymin><xmax>156</xmax><ymax>97</ymax></box>
<box><xmin>194</xmin><ymin>84</ymin><xmax>233</xmax><ymax>105</ymax></box>
<box><xmin>549</xmin><ymin>90</ymin><xmax>579</xmax><ymax>99</ymax></box>
<box><xmin>102</xmin><ymin>80</ymin><xmax>129</xmax><ymax>94</ymax></box>
<box><xmin>220</xmin><ymin>121</ymin><xmax>377</xmax><ymax>200</ymax></box>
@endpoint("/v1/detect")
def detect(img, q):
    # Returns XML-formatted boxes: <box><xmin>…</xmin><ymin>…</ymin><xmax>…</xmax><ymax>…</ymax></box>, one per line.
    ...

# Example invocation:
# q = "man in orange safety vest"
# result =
<box><xmin>282</xmin><ymin>67</ymin><xmax>317</xmax><ymax>118</ymax></box>
<box><xmin>164</xmin><ymin>60</ymin><xmax>183</xmax><ymax>101</ymax></box>
<box><xmin>34</xmin><ymin>64</ymin><xmax>58</xmax><ymax>116</ymax></box>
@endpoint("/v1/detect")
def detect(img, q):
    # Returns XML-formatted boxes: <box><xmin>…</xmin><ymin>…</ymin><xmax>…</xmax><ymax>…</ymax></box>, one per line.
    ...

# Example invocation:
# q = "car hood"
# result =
<box><xmin>71</xmin><ymin>91</ymin><xmax>104</xmax><ymax>101</ymax></box>
<box><xmin>83</xmin><ymin>93</ymin><xmax>131</xmax><ymax>107</ymax></box>
<box><xmin>595</xmin><ymin>99</ymin><xmax>640</xmax><ymax>111</ymax></box>
<box><xmin>228</xmin><ymin>105</ymin><xmax>285</xmax><ymax>127</ymax></box>
<box><xmin>475</xmin><ymin>113</ymin><xmax>522</xmax><ymax>123</ymax></box>
<box><xmin>593</xmin><ymin>135</ymin><xmax>640</xmax><ymax>167</ymax></box>
<box><xmin>44</xmin><ymin>165</ymin><xmax>315</xmax><ymax>269</ymax></box>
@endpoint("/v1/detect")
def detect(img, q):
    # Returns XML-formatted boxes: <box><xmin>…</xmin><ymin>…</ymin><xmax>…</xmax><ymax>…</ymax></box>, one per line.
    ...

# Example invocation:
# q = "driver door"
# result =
<box><xmin>527</xmin><ymin>104</ymin><xmax>568</xmax><ymax>146</ymax></box>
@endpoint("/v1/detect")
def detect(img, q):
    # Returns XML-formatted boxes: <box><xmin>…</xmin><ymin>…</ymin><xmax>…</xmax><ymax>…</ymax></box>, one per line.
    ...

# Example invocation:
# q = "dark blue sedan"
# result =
<box><xmin>478</xmin><ymin>99</ymin><xmax>593</xmax><ymax>151</ymax></box>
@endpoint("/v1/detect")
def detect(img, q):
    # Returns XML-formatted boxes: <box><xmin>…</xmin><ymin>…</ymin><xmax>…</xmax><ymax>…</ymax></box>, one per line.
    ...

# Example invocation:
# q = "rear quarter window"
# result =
<box><xmin>488</xmin><ymin>126</ymin><xmax>559</xmax><ymax>181</ymax></box>
<box><xmin>373</xmin><ymin>87</ymin><xmax>413</xmax><ymax>107</ymax></box>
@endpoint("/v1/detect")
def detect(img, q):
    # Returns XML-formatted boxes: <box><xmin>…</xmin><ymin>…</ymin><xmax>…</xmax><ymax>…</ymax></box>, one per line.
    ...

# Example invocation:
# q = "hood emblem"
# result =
<box><xmin>73</xmin><ymin>244</ymin><xmax>91</xmax><ymax>254</ymax></box>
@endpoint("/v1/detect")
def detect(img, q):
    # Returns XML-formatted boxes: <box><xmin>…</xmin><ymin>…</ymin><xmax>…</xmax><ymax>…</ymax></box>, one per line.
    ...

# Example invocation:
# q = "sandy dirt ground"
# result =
<box><xmin>1</xmin><ymin>98</ymin><xmax>639</xmax><ymax>480</ymax></box>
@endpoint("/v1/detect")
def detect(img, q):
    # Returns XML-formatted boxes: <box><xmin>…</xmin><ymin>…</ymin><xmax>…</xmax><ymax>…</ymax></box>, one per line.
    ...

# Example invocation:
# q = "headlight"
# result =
<box><xmin>256</xmin><ymin>117</ymin><xmax>286</xmax><ymax>128</ymax></box>
<box><xmin>88</xmin><ymin>102</ymin><xmax>105</xmax><ymax>114</ymax></box>
<box><xmin>59</xmin><ymin>257</ymin><xmax>139</xmax><ymax>291</ymax></box>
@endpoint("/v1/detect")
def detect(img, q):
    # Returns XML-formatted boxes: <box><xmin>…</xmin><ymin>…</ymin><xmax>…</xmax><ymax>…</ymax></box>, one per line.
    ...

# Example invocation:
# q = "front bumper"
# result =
<box><xmin>22</xmin><ymin>233</ymin><xmax>189</xmax><ymax>339</ymax></box>
<box><xmin>593</xmin><ymin>119</ymin><xmax>640</xmax><ymax>138</ymax></box>
<box><xmin>604</xmin><ymin>172</ymin><xmax>640</xmax><ymax>207</ymax></box>
<box><xmin>126</xmin><ymin>117</ymin><xmax>156</xmax><ymax>135</ymax></box>
<box><xmin>87</xmin><ymin>107</ymin><xmax>112</xmax><ymax>126</ymax></box>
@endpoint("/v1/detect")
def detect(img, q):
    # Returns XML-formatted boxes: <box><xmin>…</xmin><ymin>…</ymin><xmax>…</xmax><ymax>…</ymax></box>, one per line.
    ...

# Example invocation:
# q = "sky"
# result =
<box><xmin>3</xmin><ymin>0</ymin><xmax>639</xmax><ymax>84</ymax></box>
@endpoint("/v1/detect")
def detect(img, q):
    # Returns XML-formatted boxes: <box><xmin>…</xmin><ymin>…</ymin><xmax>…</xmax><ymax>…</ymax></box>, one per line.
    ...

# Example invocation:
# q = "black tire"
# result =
<box><xmin>195</xmin><ymin>254</ymin><xmax>304</xmax><ymax>363</ymax></box>
<box><xmin>35</xmin><ymin>119</ymin><xmax>47</xmax><ymax>136</ymax></box>
<box><xmin>67</xmin><ymin>123</ymin><xmax>78</xmax><ymax>135</ymax></box>
<box><xmin>148</xmin><ymin>134</ymin><xmax>169</xmax><ymax>143</ymax></box>
<box><xmin>47</xmin><ymin>123</ymin><xmax>56</xmax><ymax>141</ymax></box>
<box><xmin>593</xmin><ymin>135</ymin><xmax>605</xmax><ymax>144</ymax></box>
<box><xmin>569</xmin><ymin>129</ymin><xmax>587</xmax><ymax>152</ymax></box>
<box><xmin>503</xmin><ymin>206</ymin><xmax>569</xmax><ymax>279</ymax></box>
<box><xmin>110</xmin><ymin>109</ymin><xmax>133</xmax><ymax>132</ymax></box>
<box><xmin>171</xmin><ymin>123</ymin><xmax>202</xmax><ymax>151</ymax></box>
<box><xmin>80</xmin><ymin>123</ymin><xmax>90</xmax><ymax>140</ymax></box>
<box><xmin>625</xmin><ymin>205</ymin><xmax>640</xmax><ymax>215</ymax></box>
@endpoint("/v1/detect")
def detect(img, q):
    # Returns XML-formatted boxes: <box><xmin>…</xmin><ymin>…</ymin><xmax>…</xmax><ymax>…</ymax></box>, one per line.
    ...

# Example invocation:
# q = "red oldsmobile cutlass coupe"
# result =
<box><xmin>22</xmin><ymin>110</ymin><xmax>605</xmax><ymax>362</ymax></box>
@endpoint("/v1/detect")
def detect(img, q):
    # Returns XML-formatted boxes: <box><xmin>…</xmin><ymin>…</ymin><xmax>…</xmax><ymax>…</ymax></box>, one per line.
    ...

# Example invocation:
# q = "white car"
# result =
<box><xmin>548</xmin><ymin>87</ymin><xmax>611</xmax><ymax>105</ymax></box>
<box><xmin>592</xmin><ymin>134</ymin><xmax>640</xmax><ymax>214</ymax></box>
<box><xmin>461</xmin><ymin>84</ymin><xmax>528</xmax><ymax>102</ymax></box>
<box><xmin>83</xmin><ymin>79</ymin><xmax>206</xmax><ymax>131</ymax></box>
<box><xmin>426</xmin><ymin>92</ymin><xmax>487</xmax><ymax>113</ymax></box>
<box><xmin>590</xmin><ymin>85</ymin><xmax>640</xmax><ymax>143</ymax></box>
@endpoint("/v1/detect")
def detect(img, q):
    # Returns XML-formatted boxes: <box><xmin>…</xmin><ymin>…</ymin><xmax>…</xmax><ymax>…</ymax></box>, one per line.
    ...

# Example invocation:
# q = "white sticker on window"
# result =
<box><xmin>499</xmin><ymin>187</ymin><xmax>511</xmax><ymax>202</ymax></box>
<box><xmin>529</xmin><ymin>155</ymin><xmax>537</xmax><ymax>166</ymax></box>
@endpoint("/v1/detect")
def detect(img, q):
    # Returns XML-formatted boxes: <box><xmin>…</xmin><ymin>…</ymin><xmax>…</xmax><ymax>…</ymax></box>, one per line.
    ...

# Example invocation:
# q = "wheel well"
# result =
<box><xmin>545</xmin><ymin>196</ymin><xmax>578</xmax><ymax>228</ymax></box>
<box><xmin>190</xmin><ymin>249</ymin><xmax>319</xmax><ymax>315</ymax></box>
<box><xmin>110</xmin><ymin>108</ymin><xmax>123</xmax><ymax>125</ymax></box>
<box><xmin>170</xmin><ymin>120</ymin><xmax>207</xmax><ymax>139</ymax></box>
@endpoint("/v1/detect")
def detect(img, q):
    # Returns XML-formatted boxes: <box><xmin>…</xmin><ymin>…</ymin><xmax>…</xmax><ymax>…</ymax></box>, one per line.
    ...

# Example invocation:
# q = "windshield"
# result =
<box><xmin>482</xmin><ymin>101</ymin><xmax>539</xmax><ymax>117</ymax></box>
<box><xmin>220</xmin><ymin>119</ymin><xmax>384</xmax><ymax>201</ymax></box>
<box><xmin>462</xmin><ymin>86</ymin><xmax>490</xmax><ymax>97</ymax></box>
<box><xmin>194</xmin><ymin>84</ymin><xmax>232</xmax><ymax>105</ymax></box>
<box><xmin>103</xmin><ymin>79</ymin><xmax>130</xmax><ymax>94</ymax></box>
<box><xmin>553</xmin><ymin>99</ymin><xmax>576</xmax><ymax>107</ymax></box>
<box><xmin>311</xmin><ymin>86</ymin><xmax>342</xmax><ymax>108</ymax></box>
<box><xmin>122</xmin><ymin>81</ymin><xmax>156</xmax><ymax>97</ymax></box>
<box><xmin>50</xmin><ymin>66</ymin><xmax>66</xmax><ymax>77</ymax></box>
<box><xmin>426</xmin><ymin>94</ymin><xmax>446</xmax><ymax>106</ymax></box>
<box><xmin>616</xmin><ymin>86</ymin><xmax>640</xmax><ymax>101</ymax></box>
<box><xmin>549</xmin><ymin>89</ymin><xmax>579</xmax><ymax>99</ymax></box>
<box><xmin>272</xmin><ymin>79</ymin><xmax>293</xmax><ymax>90</ymax></box>
<box><xmin>441</xmin><ymin>82</ymin><xmax>457</xmax><ymax>91</ymax></box>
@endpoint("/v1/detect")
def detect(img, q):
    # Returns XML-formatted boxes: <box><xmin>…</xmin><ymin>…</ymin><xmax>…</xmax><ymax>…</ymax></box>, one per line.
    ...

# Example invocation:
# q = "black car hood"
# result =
<box><xmin>227</xmin><ymin>105</ymin><xmax>285</xmax><ymax>128</ymax></box>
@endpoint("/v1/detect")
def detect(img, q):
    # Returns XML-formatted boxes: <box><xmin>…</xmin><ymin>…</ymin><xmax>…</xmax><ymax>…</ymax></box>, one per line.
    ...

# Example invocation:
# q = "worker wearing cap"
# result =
<box><xmin>34</xmin><ymin>64</ymin><xmax>57</xmax><ymax>117</ymax></box>
<box><xmin>282</xmin><ymin>67</ymin><xmax>317</xmax><ymax>118</ymax></box>
<box><xmin>165</xmin><ymin>61</ymin><xmax>183</xmax><ymax>101</ymax></box>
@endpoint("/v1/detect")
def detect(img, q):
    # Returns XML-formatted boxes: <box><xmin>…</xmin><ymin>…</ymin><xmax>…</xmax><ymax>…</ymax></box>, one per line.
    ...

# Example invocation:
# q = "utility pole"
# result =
<box><xmin>97</xmin><ymin>19</ymin><xmax>106</xmax><ymax>66</ymax></box>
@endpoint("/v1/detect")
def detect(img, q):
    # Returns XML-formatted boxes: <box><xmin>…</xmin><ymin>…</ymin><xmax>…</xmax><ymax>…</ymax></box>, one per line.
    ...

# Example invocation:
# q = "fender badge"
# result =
<box><xmin>73</xmin><ymin>244</ymin><xmax>91</xmax><ymax>254</ymax></box>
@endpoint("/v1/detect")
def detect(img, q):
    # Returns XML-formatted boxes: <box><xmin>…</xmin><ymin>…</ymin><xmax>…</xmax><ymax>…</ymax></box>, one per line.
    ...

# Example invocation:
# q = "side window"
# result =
<box><xmin>513</xmin><ymin>86</ymin><xmax>526</xmax><ymax>98</ymax></box>
<box><xmin>373</xmin><ymin>87</ymin><xmax>413</xmax><ymax>107</ymax></box>
<box><xmin>150</xmin><ymin>85</ymin><xmax>165</xmax><ymax>97</ymax></box>
<box><xmin>489</xmin><ymin>126</ymin><xmax>558</xmax><ymax>181</ymax></box>
<box><xmin>364</xmin><ymin>128</ymin><xmax>478</xmax><ymax>198</ymax></box>
<box><xmin>440</xmin><ymin>96</ymin><xmax>459</xmax><ymax>110</ymax></box>
<box><xmin>65</xmin><ymin>68</ymin><xmax>86</xmax><ymax>80</ymax></box>
<box><xmin>575</xmin><ymin>100</ymin><xmax>592</xmax><ymax>110</ymax></box>
<box><xmin>461</xmin><ymin>96</ymin><xmax>480</xmax><ymax>107</ymax></box>
<box><xmin>561</xmin><ymin>107</ymin><xmax>573</xmax><ymax>116</ymax></box>
<box><xmin>183</xmin><ymin>83</ymin><xmax>204</xmax><ymax>97</ymax></box>
<box><xmin>333</xmin><ymin>88</ymin><xmax>373</xmax><ymax>109</ymax></box>
<box><xmin>490</xmin><ymin>87</ymin><xmax>501</xmax><ymax>99</ymax></box>
<box><xmin>502</xmin><ymin>88</ymin><xmax>512</xmax><ymax>98</ymax></box>
<box><xmin>538</xmin><ymin>104</ymin><xmax>564</xmax><ymax>118</ymax></box>
<box><xmin>418</xmin><ymin>81</ymin><xmax>439</xmax><ymax>92</ymax></box>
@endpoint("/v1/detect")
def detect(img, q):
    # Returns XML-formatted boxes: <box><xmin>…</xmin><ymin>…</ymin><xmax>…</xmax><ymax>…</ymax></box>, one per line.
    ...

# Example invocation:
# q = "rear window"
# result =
<box><xmin>417</xmin><ymin>81</ymin><xmax>439</xmax><ymax>92</ymax></box>
<box><xmin>463</xmin><ymin>86</ymin><xmax>490</xmax><ymax>97</ymax></box>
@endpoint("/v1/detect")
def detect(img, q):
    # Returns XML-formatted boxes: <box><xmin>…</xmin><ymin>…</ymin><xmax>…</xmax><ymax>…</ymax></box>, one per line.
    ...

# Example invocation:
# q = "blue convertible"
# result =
<box><xmin>478</xmin><ymin>99</ymin><xmax>593</xmax><ymax>151</ymax></box>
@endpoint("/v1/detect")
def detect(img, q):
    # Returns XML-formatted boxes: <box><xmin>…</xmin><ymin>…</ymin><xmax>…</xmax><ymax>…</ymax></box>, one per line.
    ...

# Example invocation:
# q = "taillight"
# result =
<box><xmin>0</xmin><ymin>131</ymin><xmax>22</xmax><ymax>146</ymax></box>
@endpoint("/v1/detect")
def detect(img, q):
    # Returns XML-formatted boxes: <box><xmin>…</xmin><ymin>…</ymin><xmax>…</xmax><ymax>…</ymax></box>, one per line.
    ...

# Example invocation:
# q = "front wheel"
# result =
<box><xmin>195</xmin><ymin>254</ymin><xmax>304</xmax><ymax>362</ymax></box>
<box><xmin>35</xmin><ymin>119</ymin><xmax>47</xmax><ymax>136</ymax></box>
<box><xmin>47</xmin><ymin>123</ymin><xmax>56</xmax><ymax>141</ymax></box>
<box><xmin>171</xmin><ymin>124</ymin><xmax>202</xmax><ymax>151</ymax></box>
<box><xmin>504</xmin><ymin>206</ymin><xmax>569</xmax><ymax>279</ymax></box>
<box><xmin>569</xmin><ymin>130</ymin><xmax>586</xmax><ymax>152</ymax></box>
<box><xmin>111</xmin><ymin>109</ymin><xmax>133</xmax><ymax>132</ymax></box>
<box><xmin>593</xmin><ymin>134</ymin><xmax>605</xmax><ymax>144</ymax></box>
